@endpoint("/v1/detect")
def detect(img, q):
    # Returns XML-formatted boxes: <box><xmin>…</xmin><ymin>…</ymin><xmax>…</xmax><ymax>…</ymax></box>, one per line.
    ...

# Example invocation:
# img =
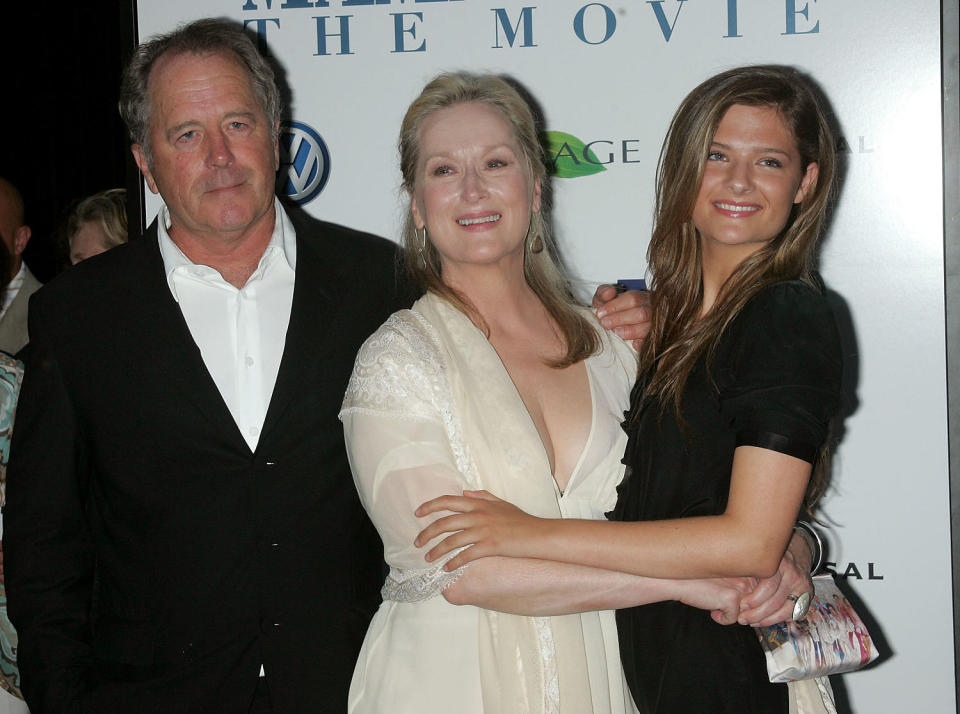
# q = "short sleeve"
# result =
<box><xmin>340</xmin><ymin>312</ymin><xmax>473</xmax><ymax>602</ymax></box>
<box><xmin>718</xmin><ymin>282</ymin><xmax>842</xmax><ymax>464</ymax></box>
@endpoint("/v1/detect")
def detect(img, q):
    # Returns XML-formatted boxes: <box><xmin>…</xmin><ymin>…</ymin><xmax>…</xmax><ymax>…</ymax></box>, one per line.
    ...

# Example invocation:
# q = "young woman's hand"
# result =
<box><xmin>732</xmin><ymin>533</ymin><xmax>814</xmax><ymax>626</ymax></box>
<box><xmin>415</xmin><ymin>490</ymin><xmax>545</xmax><ymax>570</ymax></box>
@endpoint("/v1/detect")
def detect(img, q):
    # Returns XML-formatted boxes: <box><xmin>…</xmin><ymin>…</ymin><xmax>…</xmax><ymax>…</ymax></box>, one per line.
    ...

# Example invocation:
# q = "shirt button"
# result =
<box><xmin>245</xmin><ymin>355</ymin><xmax>254</xmax><ymax>367</ymax></box>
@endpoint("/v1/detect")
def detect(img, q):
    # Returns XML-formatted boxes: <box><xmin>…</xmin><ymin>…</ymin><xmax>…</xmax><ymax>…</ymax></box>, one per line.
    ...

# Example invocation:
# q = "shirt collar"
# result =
<box><xmin>157</xmin><ymin>197</ymin><xmax>297</xmax><ymax>300</ymax></box>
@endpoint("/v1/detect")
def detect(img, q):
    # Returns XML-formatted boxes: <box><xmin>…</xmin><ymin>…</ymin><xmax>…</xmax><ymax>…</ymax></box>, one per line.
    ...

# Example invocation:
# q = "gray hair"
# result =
<box><xmin>119</xmin><ymin>18</ymin><xmax>282</xmax><ymax>165</ymax></box>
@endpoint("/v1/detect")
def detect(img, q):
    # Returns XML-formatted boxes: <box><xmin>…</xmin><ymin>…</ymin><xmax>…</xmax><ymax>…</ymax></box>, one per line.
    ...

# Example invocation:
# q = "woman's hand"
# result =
<box><xmin>414</xmin><ymin>490</ymin><xmax>545</xmax><ymax>570</ymax></box>
<box><xmin>677</xmin><ymin>577</ymin><xmax>756</xmax><ymax>625</ymax></box>
<box><xmin>731</xmin><ymin>533</ymin><xmax>814</xmax><ymax>626</ymax></box>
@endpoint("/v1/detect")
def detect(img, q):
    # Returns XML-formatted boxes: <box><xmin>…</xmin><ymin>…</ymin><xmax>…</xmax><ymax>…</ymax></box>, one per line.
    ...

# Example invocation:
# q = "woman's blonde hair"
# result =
<box><xmin>66</xmin><ymin>188</ymin><xmax>129</xmax><ymax>252</ymax></box>
<box><xmin>398</xmin><ymin>72</ymin><xmax>598</xmax><ymax>367</ymax></box>
<box><xmin>640</xmin><ymin>65</ymin><xmax>837</xmax><ymax>505</ymax></box>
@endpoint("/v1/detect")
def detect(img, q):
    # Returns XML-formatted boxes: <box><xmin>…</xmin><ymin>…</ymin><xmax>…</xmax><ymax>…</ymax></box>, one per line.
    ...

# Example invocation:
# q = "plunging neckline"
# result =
<box><xmin>484</xmin><ymin>331</ymin><xmax>598</xmax><ymax>498</ymax></box>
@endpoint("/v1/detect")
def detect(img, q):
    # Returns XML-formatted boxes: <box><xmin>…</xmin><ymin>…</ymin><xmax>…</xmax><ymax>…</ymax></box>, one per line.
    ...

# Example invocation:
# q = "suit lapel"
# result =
<box><xmin>130</xmin><ymin>225</ymin><xmax>250</xmax><ymax>452</ymax></box>
<box><xmin>259</xmin><ymin>220</ymin><xmax>338</xmax><ymax>444</ymax></box>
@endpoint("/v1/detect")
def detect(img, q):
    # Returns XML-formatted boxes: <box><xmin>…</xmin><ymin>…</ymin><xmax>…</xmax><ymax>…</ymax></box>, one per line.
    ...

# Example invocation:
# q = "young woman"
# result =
<box><xmin>415</xmin><ymin>65</ymin><xmax>843</xmax><ymax>713</ymax></box>
<box><xmin>341</xmin><ymin>72</ymin><xmax>808</xmax><ymax>714</ymax></box>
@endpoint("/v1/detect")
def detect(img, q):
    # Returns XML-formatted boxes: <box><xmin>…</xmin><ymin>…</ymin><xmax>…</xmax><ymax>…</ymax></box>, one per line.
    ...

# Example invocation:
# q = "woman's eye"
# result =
<box><xmin>487</xmin><ymin>158</ymin><xmax>507</xmax><ymax>169</ymax></box>
<box><xmin>760</xmin><ymin>158</ymin><xmax>784</xmax><ymax>168</ymax></box>
<box><xmin>432</xmin><ymin>165</ymin><xmax>453</xmax><ymax>176</ymax></box>
<box><xmin>707</xmin><ymin>150</ymin><xmax>725</xmax><ymax>161</ymax></box>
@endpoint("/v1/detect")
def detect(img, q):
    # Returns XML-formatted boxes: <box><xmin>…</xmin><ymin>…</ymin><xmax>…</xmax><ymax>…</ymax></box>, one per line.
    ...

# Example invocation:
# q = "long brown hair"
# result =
<box><xmin>398</xmin><ymin>72</ymin><xmax>598</xmax><ymax>367</ymax></box>
<box><xmin>641</xmin><ymin>65</ymin><xmax>837</xmax><ymax>504</ymax></box>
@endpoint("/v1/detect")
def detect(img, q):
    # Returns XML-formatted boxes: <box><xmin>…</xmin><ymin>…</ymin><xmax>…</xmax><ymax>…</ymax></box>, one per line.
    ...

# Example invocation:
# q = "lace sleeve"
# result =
<box><xmin>340</xmin><ymin>311</ymin><xmax>474</xmax><ymax>601</ymax></box>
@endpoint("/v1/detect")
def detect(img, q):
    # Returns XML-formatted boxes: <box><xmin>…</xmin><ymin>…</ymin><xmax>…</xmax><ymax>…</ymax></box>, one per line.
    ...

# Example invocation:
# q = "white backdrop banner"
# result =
<box><xmin>136</xmin><ymin>2</ymin><xmax>954</xmax><ymax>711</ymax></box>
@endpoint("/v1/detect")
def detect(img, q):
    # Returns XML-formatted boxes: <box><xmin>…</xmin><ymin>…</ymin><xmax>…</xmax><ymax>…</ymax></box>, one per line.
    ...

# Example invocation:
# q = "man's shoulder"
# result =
<box><xmin>32</xmin><ymin>234</ymin><xmax>159</xmax><ymax>312</ymax></box>
<box><xmin>288</xmin><ymin>207</ymin><xmax>401</xmax><ymax>264</ymax></box>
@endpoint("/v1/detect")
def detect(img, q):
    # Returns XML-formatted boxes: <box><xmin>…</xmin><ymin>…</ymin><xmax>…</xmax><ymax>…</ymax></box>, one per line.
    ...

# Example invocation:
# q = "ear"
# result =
<box><xmin>273</xmin><ymin>120</ymin><xmax>281</xmax><ymax>171</ymax></box>
<box><xmin>794</xmin><ymin>162</ymin><xmax>818</xmax><ymax>204</ymax></box>
<box><xmin>532</xmin><ymin>177</ymin><xmax>543</xmax><ymax>215</ymax></box>
<box><xmin>409</xmin><ymin>191</ymin><xmax>426</xmax><ymax>231</ymax></box>
<box><xmin>131</xmin><ymin>144</ymin><xmax>160</xmax><ymax>195</ymax></box>
<box><xmin>13</xmin><ymin>225</ymin><xmax>31</xmax><ymax>256</ymax></box>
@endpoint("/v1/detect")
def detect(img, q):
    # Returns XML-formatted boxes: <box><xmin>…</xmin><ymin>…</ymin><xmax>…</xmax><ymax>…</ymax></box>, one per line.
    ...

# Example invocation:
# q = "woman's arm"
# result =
<box><xmin>415</xmin><ymin>445</ymin><xmax>811</xmax><ymax>580</ymax></box>
<box><xmin>442</xmin><ymin>555</ymin><xmax>752</xmax><ymax>622</ymax></box>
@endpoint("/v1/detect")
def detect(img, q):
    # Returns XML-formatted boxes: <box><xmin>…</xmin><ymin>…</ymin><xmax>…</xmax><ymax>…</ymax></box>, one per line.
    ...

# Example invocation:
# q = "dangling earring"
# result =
<box><xmin>530</xmin><ymin>234</ymin><xmax>544</xmax><ymax>254</ymax></box>
<box><xmin>416</xmin><ymin>227</ymin><xmax>428</xmax><ymax>268</ymax></box>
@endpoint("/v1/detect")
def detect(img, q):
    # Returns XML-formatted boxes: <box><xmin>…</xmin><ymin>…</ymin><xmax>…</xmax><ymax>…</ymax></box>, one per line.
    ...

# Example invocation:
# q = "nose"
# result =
<box><xmin>461</xmin><ymin>166</ymin><xmax>487</xmax><ymax>202</ymax></box>
<box><xmin>206</xmin><ymin>129</ymin><xmax>234</xmax><ymax>168</ymax></box>
<box><xmin>726</xmin><ymin>159</ymin><xmax>753</xmax><ymax>194</ymax></box>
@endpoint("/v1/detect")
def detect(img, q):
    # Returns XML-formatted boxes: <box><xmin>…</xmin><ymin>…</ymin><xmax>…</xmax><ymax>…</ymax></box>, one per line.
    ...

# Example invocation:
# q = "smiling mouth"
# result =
<box><xmin>457</xmin><ymin>214</ymin><xmax>501</xmax><ymax>226</ymax></box>
<box><xmin>714</xmin><ymin>202</ymin><xmax>759</xmax><ymax>214</ymax></box>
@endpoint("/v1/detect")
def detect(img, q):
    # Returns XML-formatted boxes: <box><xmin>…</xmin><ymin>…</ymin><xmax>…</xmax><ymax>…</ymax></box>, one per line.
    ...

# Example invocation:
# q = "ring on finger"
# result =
<box><xmin>787</xmin><ymin>591</ymin><xmax>812</xmax><ymax>620</ymax></box>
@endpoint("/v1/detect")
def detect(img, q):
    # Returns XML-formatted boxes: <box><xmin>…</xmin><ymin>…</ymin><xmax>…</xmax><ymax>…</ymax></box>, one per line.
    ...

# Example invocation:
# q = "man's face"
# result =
<box><xmin>0</xmin><ymin>181</ymin><xmax>29</xmax><ymax>276</ymax></box>
<box><xmin>132</xmin><ymin>52</ymin><xmax>279</xmax><ymax>243</ymax></box>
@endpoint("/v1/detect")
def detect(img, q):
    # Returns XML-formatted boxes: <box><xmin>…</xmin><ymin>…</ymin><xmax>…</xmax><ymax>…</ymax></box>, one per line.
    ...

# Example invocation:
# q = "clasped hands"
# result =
<box><xmin>414</xmin><ymin>490</ymin><xmax>812</xmax><ymax>627</ymax></box>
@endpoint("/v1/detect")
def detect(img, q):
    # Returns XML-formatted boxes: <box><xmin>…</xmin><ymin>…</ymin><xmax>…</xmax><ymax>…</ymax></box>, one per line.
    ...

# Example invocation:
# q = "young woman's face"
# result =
<box><xmin>692</xmin><ymin>104</ymin><xmax>818</xmax><ymax>262</ymax></box>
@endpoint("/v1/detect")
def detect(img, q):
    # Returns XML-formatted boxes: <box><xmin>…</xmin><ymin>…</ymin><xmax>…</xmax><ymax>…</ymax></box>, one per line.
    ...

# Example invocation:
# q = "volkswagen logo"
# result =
<box><xmin>278</xmin><ymin>120</ymin><xmax>330</xmax><ymax>205</ymax></box>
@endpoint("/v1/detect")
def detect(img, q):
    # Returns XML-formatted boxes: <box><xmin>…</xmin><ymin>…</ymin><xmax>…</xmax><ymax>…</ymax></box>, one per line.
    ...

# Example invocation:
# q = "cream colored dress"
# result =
<box><xmin>340</xmin><ymin>293</ymin><xmax>639</xmax><ymax>714</ymax></box>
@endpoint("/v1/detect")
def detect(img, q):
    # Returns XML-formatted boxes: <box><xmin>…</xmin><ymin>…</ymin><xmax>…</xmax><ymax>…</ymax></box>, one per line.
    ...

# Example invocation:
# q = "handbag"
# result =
<box><xmin>755</xmin><ymin>574</ymin><xmax>879</xmax><ymax>683</ymax></box>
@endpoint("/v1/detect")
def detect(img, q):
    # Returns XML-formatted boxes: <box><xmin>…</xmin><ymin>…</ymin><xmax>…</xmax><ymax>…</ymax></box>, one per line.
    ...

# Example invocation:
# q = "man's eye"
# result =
<box><xmin>432</xmin><ymin>165</ymin><xmax>452</xmax><ymax>176</ymax></box>
<box><xmin>760</xmin><ymin>158</ymin><xmax>784</xmax><ymax>168</ymax></box>
<box><xmin>487</xmin><ymin>159</ymin><xmax>507</xmax><ymax>169</ymax></box>
<box><xmin>178</xmin><ymin>131</ymin><xmax>197</xmax><ymax>142</ymax></box>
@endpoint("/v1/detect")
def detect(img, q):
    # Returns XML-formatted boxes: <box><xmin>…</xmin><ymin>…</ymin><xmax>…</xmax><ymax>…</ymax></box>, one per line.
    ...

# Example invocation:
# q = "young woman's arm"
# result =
<box><xmin>415</xmin><ymin>445</ymin><xmax>810</xmax><ymax>580</ymax></box>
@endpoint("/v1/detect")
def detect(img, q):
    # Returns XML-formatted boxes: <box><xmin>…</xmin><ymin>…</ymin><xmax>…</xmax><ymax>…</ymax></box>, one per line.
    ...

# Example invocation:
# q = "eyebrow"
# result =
<box><xmin>165</xmin><ymin>111</ymin><xmax>259</xmax><ymax>140</ymax></box>
<box><xmin>710</xmin><ymin>140</ymin><xmax>793</xmax><ymax>158</ymax></box>
<box><xmin>424</xmin><ymin>143</ymin><xmax>518</xmax><ymax>160</ymax></box>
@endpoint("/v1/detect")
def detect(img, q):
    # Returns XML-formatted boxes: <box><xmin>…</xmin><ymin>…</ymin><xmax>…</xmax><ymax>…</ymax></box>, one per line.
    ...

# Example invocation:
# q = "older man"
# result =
<box><xmin>0</xmin><ymin>177</ymin><xmax>41</xmax><ymax>355</ymax></box>
<box><xmin>4</xmin><ymin>19</ymin><xmax>414</xmax><ymax>714</ymax></box>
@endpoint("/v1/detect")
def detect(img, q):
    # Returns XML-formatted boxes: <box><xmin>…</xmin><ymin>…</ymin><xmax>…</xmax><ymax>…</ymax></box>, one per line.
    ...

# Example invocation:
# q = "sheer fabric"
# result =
<box><xmin>341</xmin><ymin>293</ymin><xmax>638</xmax><ymax>714</ymax></box>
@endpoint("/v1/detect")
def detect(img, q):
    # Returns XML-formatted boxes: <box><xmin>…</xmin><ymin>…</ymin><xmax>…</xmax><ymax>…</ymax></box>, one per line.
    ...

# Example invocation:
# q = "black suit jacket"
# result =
<box><xmin>4</xmin><ymin>210</ymin><xmax>413</xmax><ymax>713</ymax></box>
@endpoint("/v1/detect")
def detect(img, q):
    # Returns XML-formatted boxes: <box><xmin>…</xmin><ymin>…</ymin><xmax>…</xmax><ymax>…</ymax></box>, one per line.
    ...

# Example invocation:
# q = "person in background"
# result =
<box><xmin>0</xmin><ymin>178</ymin><xmax>41</xmax><ymax>355</ymax></box>
<box><xmin>63</xmin><ymin>189</ymin><xmax>128</xmax><ymax>265</ymax></box>
<box><xmin>0</xmin><ymin>238</ymin><xmax>27</xmax><ymax>712</ymax></box>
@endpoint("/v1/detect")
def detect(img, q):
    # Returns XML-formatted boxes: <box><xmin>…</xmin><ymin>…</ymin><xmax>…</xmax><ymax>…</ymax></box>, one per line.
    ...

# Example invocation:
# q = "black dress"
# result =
<box><xmin>610</xmin><ymin>281</ymin><xmax>843</xmax><ymax>714</ymax></box>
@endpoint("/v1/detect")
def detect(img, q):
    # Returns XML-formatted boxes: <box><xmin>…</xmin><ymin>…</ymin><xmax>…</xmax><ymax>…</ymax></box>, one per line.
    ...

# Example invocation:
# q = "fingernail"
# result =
<box><xmin>596</xmin><ymin>308</ymin><xmax>607</xmax><ymax>318</ymax></box>
<box><xmin>614</xmin><ymin>327</ymin><xmax>626</xmax><ymax>337</ymax></box>
<box><xmin>413</xmin><ymin>537</ymin><xmax>421</xmax><ymax>547</ymax></box>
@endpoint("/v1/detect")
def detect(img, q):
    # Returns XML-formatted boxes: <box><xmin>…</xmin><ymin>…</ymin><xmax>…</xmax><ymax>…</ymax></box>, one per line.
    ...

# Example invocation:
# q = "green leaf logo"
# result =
<box><xmin>545</xmin><ymin>131</ymin><xmax>607</xmax><ymax>179</ymax></box>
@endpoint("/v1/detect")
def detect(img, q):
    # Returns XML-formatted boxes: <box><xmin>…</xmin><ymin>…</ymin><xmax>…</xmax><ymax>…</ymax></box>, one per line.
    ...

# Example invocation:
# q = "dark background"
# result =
<box><xmin>2</xmin><ymin>1</ymin><xmax>137</xmax><ymax>281</ymax></box>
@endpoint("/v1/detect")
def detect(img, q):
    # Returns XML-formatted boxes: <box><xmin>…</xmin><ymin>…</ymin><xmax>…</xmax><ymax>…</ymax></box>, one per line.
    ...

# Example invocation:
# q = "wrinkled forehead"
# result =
<box><xmin>146</xmin><ymin>49</ymin><xmax>259</xmax><ymax>114</ymax></box>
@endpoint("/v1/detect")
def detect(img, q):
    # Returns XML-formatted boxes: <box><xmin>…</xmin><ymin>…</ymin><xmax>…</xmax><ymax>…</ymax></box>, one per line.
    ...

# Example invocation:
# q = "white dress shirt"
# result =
<box><xmin>157</xmin><ymin>199</ymin><xmax>297</xmax><ymax>452</ymax></box>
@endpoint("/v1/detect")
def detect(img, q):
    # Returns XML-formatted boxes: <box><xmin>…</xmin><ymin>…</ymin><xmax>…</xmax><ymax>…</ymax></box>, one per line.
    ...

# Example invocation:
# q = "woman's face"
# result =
<box><xmin>692</xmin><ymin>104</ymin><xmax>818</xmax><ymax>262</ymax></box>
<box><xmin>70</xmin><ymin>221</ymin><xmax>111</xmax><ymax>265</ymax></box>
<box><xmin>410</xmin><ymin>101</ymin><xmax>541</xmax><ymax>278</ymax></box>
